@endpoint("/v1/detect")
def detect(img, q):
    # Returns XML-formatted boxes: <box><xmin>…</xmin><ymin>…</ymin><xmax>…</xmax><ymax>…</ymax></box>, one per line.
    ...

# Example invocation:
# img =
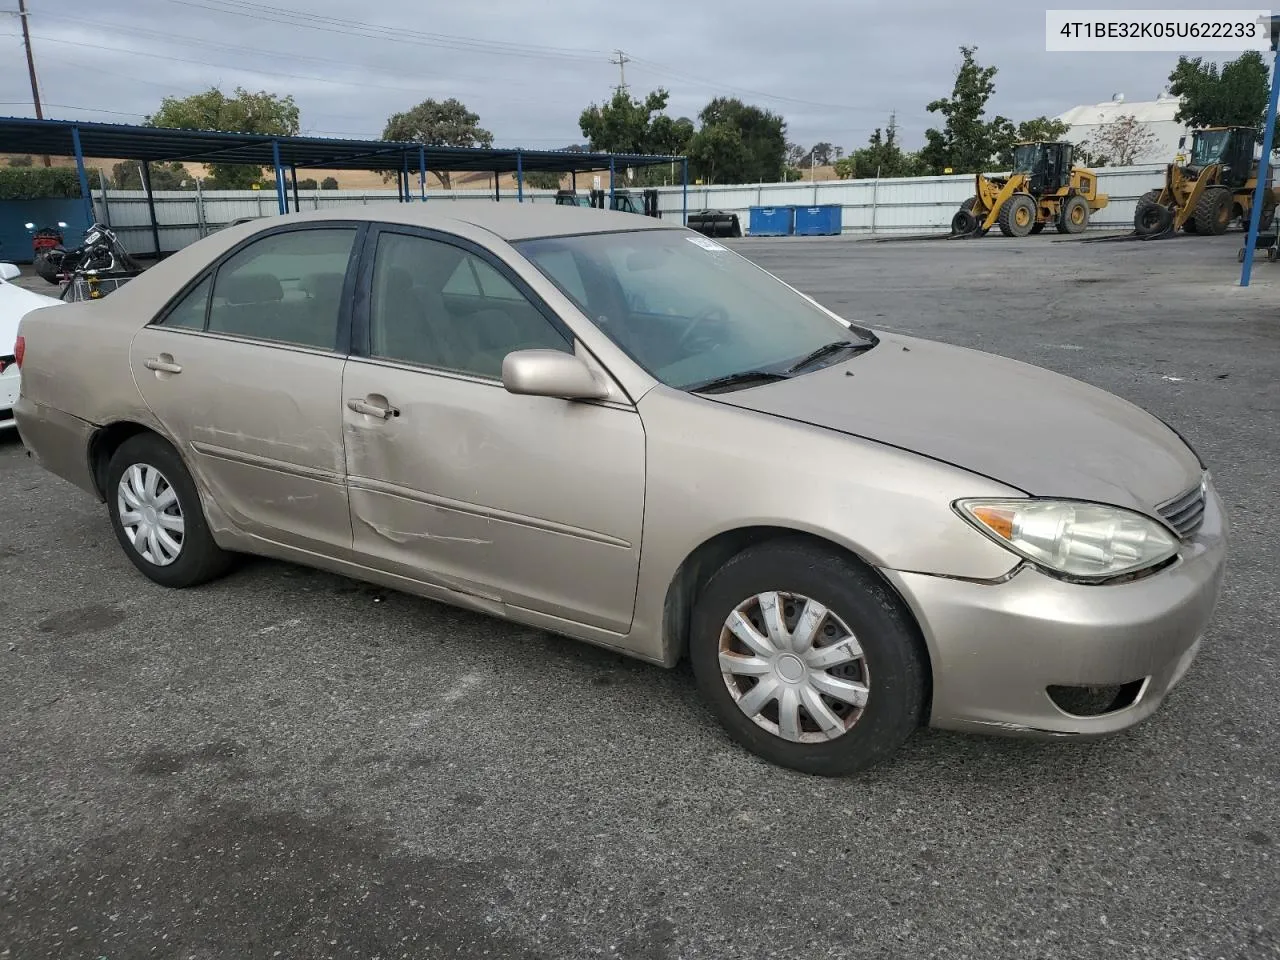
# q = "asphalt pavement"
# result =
<box><xmin>2</xmin><ymin>230</ymin><xmax>1277</xmax><ymax>959</ymax></box>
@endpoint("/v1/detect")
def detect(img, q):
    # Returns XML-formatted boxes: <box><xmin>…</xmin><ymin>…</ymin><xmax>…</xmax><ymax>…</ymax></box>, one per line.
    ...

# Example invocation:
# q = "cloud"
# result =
<box><xmin>0</xmin><ymin>0</ymin><xmax>1243</xmax><ymax>154</ymax></box>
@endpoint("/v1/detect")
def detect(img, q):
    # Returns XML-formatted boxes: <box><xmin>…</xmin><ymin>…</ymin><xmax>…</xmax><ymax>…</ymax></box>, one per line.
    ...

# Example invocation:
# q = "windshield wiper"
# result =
<box><xmin>784</xmin><ymin>339</ymin><xmax>873</xmax><ymax>374</ymax></box>
<box><xmin>686</xmin><ymin>370</ymin><xmax>791</xmax><ymax>394</ymax></box>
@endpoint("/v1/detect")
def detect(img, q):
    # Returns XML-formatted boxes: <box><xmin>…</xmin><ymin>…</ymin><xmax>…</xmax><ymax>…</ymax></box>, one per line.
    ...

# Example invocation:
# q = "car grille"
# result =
<box><xmin>1157</xmin><ymin>477</ymin><xmax>1207</xmax><ymax>539</ymax></box>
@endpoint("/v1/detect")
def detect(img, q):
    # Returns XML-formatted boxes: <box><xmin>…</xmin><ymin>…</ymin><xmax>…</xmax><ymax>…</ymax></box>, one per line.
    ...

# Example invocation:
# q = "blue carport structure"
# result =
<box><xmin>1241</xmin><ymin>14</ymin><xmax>1280</xmax><ymax>286</ymax></box>
<box><xmin>0</xmin><ymin>116</ymin><xmax>687</xmax><ymax>258</ymax></box>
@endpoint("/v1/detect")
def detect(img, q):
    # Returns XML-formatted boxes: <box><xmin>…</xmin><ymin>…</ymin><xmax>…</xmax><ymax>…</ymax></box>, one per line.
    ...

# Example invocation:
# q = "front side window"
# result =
<box><xmin>367</xmin><ymin>231</ymin><xmax>571</xmax><ymax>379</ymax></box>
<box><xmin>514</xmin><ymin>228</ymin><xmax>876</xmax><ymax>391</ymax></box>
<box><xmin>205</xmin><ymin>227</ymin><xmax>357</xmax><ymax>350</ymax></box>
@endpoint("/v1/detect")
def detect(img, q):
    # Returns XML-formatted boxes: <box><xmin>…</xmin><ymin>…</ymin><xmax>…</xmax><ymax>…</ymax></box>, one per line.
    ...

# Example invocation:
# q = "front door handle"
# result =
<box><xmin>144</xmin><ymin>355</ymin><xmax>182</xmax><ymax>374</ymax></box>
<box><xmin>347</xmin><ymin>396</ymin><xmax>398</xmax><ymax>419</ymax></box>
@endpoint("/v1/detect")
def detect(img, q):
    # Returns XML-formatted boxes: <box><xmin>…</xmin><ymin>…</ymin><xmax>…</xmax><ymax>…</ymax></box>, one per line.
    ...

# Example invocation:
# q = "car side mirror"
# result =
<box><xmin>0</xmin><ymin>263</ymin><xmax>20</xmax><ymax>282</ymax></box>
<box><xmin>502</xmin><ymin>349</ymin><xmax>611</xmax><ymax>400</ymax></box>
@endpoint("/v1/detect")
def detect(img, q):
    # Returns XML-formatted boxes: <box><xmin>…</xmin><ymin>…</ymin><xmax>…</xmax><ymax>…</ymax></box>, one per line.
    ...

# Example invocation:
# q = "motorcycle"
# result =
<box><xmin>31</xmin><ymin>222</ymin><xmax>144</xmax><ymax>301</ymax></box>
<box><xmin>25</xmin><ymin>220</ymin><xmax>67</xmax><ymax>262</ymax></box>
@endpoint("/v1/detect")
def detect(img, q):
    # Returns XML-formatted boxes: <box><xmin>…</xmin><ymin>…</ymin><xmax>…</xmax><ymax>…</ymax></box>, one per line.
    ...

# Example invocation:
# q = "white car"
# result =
<box><xmin>1</xmin><ymin>263</ymin><xmax>62</xmax><ymax>433</ymax></box>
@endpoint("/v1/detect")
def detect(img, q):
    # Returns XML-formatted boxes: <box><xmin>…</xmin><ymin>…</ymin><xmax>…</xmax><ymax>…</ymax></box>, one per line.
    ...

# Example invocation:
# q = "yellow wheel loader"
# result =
<box><xmin>1133</xmin><ymin>126</ymin><xmax>1278</xmax><ymax>237</ymax></box>
<box><xmin>950</xmin><ymin>142</ymin><xmax>1109</xmax><ymax>238</ymax></box>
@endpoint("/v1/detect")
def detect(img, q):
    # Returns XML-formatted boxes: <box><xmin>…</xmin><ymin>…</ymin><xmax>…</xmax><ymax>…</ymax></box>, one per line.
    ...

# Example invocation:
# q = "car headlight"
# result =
<box><xmin>954</xmin><ymin>498</ymin><xmax>1180</xmax><ymax>581</ymax></box>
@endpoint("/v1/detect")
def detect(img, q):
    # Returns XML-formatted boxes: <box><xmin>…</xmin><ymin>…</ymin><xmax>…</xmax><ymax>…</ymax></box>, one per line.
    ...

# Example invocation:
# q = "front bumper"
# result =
<box><xmin>883</xmin><ymin>482</ymin><xmax>1228</xmax><ymax>738</ymax></box>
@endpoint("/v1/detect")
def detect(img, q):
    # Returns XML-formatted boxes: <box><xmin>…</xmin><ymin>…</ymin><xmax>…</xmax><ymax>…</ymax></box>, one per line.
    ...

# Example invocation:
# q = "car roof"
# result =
<box><xmin>240</xmin><ymin>201</ymin><xmax>682</xmax><ymax>241</ymax></box>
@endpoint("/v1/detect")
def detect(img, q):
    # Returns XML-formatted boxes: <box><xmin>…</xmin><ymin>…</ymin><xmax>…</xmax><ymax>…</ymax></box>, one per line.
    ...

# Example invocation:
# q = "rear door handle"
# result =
<box><xmin>144</xmin><ymin>355</ymin><xmax>182</xmax><ymax>374</ymax></box>
<box><xmin>346</xmin><ymin>396</ymin><xmax>398</xmax><ymax>419</ymax></box>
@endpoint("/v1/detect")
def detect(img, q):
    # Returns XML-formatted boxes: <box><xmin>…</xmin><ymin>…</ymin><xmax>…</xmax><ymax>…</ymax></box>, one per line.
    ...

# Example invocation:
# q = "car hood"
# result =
<box><xmin>0</xmin><ymin>275</ymin><xmax>62</xmax><ymax>351</ymax></box>
<box><xmin>706</xmin><ymin>331</ymin><xmax>1204</xmax><ymax>513</ymax></box>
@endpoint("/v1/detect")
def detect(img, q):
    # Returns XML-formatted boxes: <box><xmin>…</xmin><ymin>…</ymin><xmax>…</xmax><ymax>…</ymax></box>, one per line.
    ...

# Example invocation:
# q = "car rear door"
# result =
<box><xmin>128</xmin><ymin>221</ymin><xmax>365</xmax><ymax>555</ymax></box>
<box><xmin>339</xmin><ymin>224</ymin><xmax>646</xmax><ymax>634</ymax></box>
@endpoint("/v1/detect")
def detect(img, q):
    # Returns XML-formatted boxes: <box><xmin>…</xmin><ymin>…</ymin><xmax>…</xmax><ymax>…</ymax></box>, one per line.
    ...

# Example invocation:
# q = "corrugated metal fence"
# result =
<box><xmin>90</xmin><ymin>163</ymin><xmax>1167</xmax><ymax>255</ymax></box>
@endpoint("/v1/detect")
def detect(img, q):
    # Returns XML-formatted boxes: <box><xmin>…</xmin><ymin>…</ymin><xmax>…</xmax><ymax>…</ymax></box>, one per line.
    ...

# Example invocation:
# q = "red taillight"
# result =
<box><xmin>13</xmin><ymin>335</ymin><xmax>24</xmax><ymax>369</ymax></box>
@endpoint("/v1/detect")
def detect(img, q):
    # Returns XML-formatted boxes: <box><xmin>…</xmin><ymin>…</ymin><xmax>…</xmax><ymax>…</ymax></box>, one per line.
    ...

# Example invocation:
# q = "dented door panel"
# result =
<box><xmin>341</xmin><ymin>359</ymin><xmax>646</xmax><ymax>633</ymax></box>
<box><xmin>129</xmin><ymin>327</ymin><xmax>353</xmax><ymax>554</ymax></box>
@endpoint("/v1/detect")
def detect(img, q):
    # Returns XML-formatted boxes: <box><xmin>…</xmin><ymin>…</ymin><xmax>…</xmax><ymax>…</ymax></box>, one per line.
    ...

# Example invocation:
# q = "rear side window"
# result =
<box><xmin>204</xmin><ymin>228</ymin><xmax>357</xmax><ymax>350</ymax></box>
<box><xmin>159</xmin><ymin>275</ymin><xmax>212</xmax><ymax>330</ymax></box>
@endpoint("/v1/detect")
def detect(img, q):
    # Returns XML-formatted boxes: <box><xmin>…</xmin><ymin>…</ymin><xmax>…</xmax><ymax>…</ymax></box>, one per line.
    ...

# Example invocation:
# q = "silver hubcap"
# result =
<box><xmin>719</xmin><ymin>591</ymin><xmax>870</xmax><ymax>744</ymax></box>
<box><xmin>117</xmin><ymin>463</ymin><xmax>185</xmax><ymax>566</ymax></box>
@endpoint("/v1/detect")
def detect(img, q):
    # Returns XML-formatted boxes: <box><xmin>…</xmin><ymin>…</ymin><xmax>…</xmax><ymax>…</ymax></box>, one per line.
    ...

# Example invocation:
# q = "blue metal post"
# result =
<box><xmin>69</xmin><ymin>125</ymin><xmax>93</xmax><ymax>227</ymax></box>
<box><xmin>271</xmin><ymin>140</ymin><xmax>286</xmax><ymax>214</ymax></box>
<box><xmin>517</xmin><ymin>151</ymin><xmax>524</xmax><ymax>202</ymax></box>
<box><xmin>419</xmin><ymin>145</ymin><xmax>426</xmax><ymax>201</ymax></box>
<box><xmin>1242</xmin><ymin>32</ymin><xmax>1280</xmax><ymax>286</ymax></box>
<box><xmin>609</xmin><ymin>156</ymin><xmax>616</xmax><ymax>208</ymax></box>
<box><xmin>682</xmin><ymin>158</ymin><xmax>688</xmax><ymax>226</ymax></box>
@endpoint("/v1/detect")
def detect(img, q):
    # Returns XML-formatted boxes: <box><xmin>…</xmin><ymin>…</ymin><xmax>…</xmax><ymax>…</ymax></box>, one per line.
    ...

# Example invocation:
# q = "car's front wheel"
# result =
<box><xmin>689</xmin><ymin>538</ymin><xmax>928</xmax><ymax>776</ymax></box>
<box><xmin>106</xmin><ymin>432</ymin><xmax>234</xmax><ymax>588</ymax></box>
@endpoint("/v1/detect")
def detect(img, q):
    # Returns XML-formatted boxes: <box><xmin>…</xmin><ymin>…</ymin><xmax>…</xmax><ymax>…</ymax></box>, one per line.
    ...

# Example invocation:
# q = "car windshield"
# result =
<box><xmin>1191</xmin><ymin>130</ymin><xmax>1231</xmax><ymax>166</ymax></box>
<box><xmin>513</xmin><ymin>228</ymin><xmax>876</xmax><ymax>390</ymax></box>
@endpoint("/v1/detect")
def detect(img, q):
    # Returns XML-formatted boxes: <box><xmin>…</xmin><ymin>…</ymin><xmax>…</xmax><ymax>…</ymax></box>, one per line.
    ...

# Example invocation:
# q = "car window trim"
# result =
<box><xmin>351</xmin><ymin>222</ymin><xmax>578</xmax><ymax>372</ymax></box>
<box><xmin>148</xmin><ymin>219</ymin><xmax>369</xmax><ymax>356</ymax></box>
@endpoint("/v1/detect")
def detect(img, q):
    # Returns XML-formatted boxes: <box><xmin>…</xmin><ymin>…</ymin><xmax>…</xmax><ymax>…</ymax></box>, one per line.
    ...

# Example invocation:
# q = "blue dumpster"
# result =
<box><xmin>748</xmin><ymin>205</ymin><xmax>794</xmax><ymax>236</ymax></box>
<box><xmin>794</xmin><ymin>204</ymin><xmax>843</xmax><ymax>236</ymax></box>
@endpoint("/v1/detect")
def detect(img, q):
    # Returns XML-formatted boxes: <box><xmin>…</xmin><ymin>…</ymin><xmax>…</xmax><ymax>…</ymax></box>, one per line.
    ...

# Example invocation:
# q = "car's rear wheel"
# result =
<box><xmin>106</xmin><ymin>432</ymin><xmax>233</xmax><ymax>587</ymax></box>
<box><xmin>689</xmin><ymin>538</ymin><xmax>927</xmax><ymax>777</ymax></box>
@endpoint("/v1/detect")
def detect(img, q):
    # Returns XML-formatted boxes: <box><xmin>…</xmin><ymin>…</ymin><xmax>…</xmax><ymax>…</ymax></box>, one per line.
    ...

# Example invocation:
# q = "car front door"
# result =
<box><xmin>128</xmin><ymin>222</ymin><xmax>364</xmax><ymax>554</ymax></box>
<box><xmin>340</xmin><ymin>225</ymin><xmax>646</xmax><ymax>634</ymax></box>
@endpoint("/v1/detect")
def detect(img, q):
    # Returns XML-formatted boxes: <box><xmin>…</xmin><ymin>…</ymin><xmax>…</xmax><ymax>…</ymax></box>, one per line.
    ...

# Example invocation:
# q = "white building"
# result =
<box><xmin>1054</xmin><ymin>91</ymin><xmax>1189</xmax><ymax>165</ymax></box>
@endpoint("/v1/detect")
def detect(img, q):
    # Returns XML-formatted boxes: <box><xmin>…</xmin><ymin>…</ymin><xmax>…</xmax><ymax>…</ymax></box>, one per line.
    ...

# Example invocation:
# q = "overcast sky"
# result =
<box><xmin>0</xmin><ymin>0</ymin><xmax>1242</xmax><ymax>153</ymax></box>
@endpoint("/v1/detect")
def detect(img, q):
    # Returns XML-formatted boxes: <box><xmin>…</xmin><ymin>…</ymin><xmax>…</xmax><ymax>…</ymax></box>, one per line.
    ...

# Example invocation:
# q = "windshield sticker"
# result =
<box><xmin>686</xmin><ymin>235</ymin><xmax>728</xmax><ymax>252</ymax></box>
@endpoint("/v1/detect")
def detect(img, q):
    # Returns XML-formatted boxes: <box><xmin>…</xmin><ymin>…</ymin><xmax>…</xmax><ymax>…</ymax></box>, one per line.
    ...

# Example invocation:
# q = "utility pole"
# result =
<box><xmin>610</xmin><ymin>49</ymin><xmax>630</xmax><ymax>95</ymax></box>
<box><xmin>17</xmin><ymin>0</ymin><xmax>50</xmax><ymax>167</ymax></box>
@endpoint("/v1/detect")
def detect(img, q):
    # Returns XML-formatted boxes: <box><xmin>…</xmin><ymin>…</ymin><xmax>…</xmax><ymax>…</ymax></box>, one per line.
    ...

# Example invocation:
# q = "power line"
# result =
<box><xmin>158</xmin><ymin>0</ymin><xmax>881</xmax><ymax>117</ymax></box>
<box><xmin>162</xmin><ymin>0</ymin><xmax>610</xmax><ymax>64</ymax></box>
<box><xmin>30</xmin><ymin>12</ymin><xmax>596</xmax><ymax>92</ymax></box>
<box><xmin>25</xmin><ymin>34</ymin><xmax>572</xmax><ymax>109</ymax></box>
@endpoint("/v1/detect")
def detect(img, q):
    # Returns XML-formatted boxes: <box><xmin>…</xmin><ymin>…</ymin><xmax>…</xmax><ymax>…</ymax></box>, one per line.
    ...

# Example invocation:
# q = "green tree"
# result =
<box><xmin>524</xmin><ymin>170</ymin><xmax>564</xmax><ymax>190</ymax></box>
<box><xmin>1168</xmin><ymin>50</ymin><xmax>1278</xmax><ymax>141</ymax></box>
<box><xmin>688</xmin><ymin>123</ymin><xmax>752</xmax><ymax>184</ymax></box>
<box><xmin>146</xmin><ymin>86</ymin><xmax>300</xmax><ymax>189</ymax></box>
<box><xmin>920</xmin><ymin>45</ymin><xmax>1015</xmax><ymax>174</ymax></box>
<box><xmin>690</xmin><ymin>97</ymin><xmax>787</xmax><ymax>183</ymax></box>
<box><xmin>579</xmin><ymin>88</ymin><xmax>694</xmax><ymax>184</ymax></box>
<box><xmin>579</xmin><ymin>88</ymin><xmax>694</xmax><ymax>186</ymax></box>
<box><xmin>836</xmin><ymin>115</ymin><xmax>930</xmax><ymax>179</ymax></box>
<box><xmin>7</xmin><ymin>155</ymin><xmax>33</xmax><ymax>168</ymax></box>
<box><xmin>995</xmin><ymin>116</ymin><xmax>1072</xmax><ymax>167</ymax></box>
<box><xmin>110</xmin><ymin>160</ymin><xmax>194</xmax><ymax>190</ymax></box>
<box><xmin>321</xmin><ymin>176</ymin><xmax>339</xmax><ymax>189</ymax></box>
<box><xmin>382</xmin><ymin>98</ymin><xmax>493</xmax><ymax>189</ymax></box>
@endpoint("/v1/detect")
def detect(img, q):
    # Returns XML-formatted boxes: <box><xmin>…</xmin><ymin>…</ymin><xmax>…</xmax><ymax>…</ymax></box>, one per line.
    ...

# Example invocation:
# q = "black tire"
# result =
<box><xmin>1193</xmin><ymin>186</ymin><xmax>1232</xmax><ymax>235</ymax></box>
<box><xmin>33</xmin><ymin>251</ymin><xmax>63</xmax><ymax>285</ymax></box>
<box><xmin>950</xmin><ymin>209</ymin><xmax>978</xmax><ymax>235</ymax></box>
<box><xmin>106</xmin><ymin>432</ymin><xmax>234</xmax><ymax>588</ymax></box>
<box><xmin>1056</xmin><ymin>195</ymin><xmax>1090</xmax><ymax>234</ymax></box>
<box><xmin>996</xmin><ymin>192</ymin><xmax>1037</xmax><ymax>237</ymax></box>
<box><xmin>1030</xmin><ymin>222</ymin><xmax>1046</xmax><ymax>235</ymax></box>
<box><xmin>688</xmin><ymin>537</ymin><xmax>928</xmax><ymax>777</ymax></box>
<box><xmin>1134</xmin><ymin>192</ymin><xmax>1173</xmax><ymax>236</ymax></box>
